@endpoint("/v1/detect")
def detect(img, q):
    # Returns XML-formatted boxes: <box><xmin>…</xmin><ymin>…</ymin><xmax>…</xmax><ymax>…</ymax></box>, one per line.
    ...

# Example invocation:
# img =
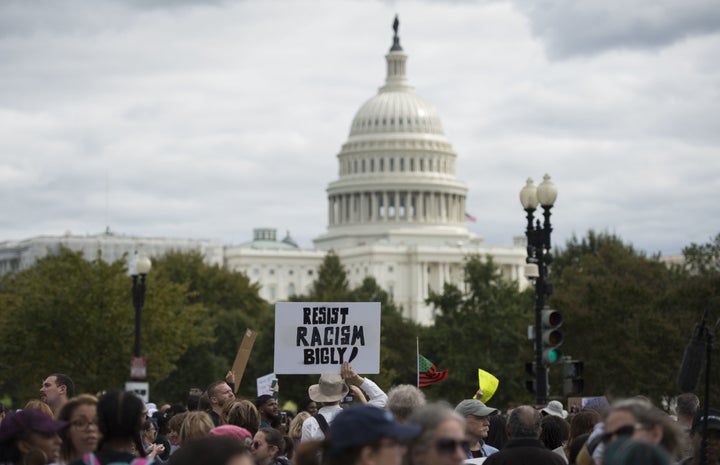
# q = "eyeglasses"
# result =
<box><xmin>435</xmin><ymin>438</ymin><xmax>470</xmax><ymax>455</ymax></box>
<box><xmin>600</xmin><ymin>424</ymin><xmax>638</xmax><ymax>444</ymax></box>
<box><xmin>71</xmin><ymin>419</ymin><xmax>99</xmax><ymax>430</ymax></box>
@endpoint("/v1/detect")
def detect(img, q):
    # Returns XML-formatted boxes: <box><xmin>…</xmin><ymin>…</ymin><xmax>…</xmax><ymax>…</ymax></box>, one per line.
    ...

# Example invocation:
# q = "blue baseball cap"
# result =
<box><xmin>328</xmin><ymin>405</ymin><xmax>420</xmax><ymax>455</ymax></box>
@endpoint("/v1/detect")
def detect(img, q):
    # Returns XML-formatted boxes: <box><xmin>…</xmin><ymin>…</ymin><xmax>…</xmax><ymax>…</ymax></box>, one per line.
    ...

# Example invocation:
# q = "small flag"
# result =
<box><xmin>465</xmin><ymin>212</ymin><xmax>477</xmax><ymax>222</ymax></box>
<box><xmin>418</xmin><ymin>354</ymin><xmax>448</xmax><ymax>387</ymax></box>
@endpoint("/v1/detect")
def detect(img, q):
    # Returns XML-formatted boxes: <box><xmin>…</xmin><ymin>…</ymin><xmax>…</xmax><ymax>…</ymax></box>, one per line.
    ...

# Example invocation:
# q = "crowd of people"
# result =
<box><xmin>0</xmin><ymin>368</ymin><xmax>715</xmax><ymax>465</ymax></box>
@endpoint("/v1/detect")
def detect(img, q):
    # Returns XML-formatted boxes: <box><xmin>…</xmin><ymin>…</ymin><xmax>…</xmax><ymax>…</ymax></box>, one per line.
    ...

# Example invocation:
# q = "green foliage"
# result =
<box><xmin>552</xmin><ymin>230</ymin><xmax>720</xmax><ymax>404</ymax></box>
<box><xmin>683</xmin><ymin>233</ymin><xmax>720</xmax><ymax>275</ymax></box>
<box><xmin>422</xmin><ymin>254</ymin><xmax>534</xmax><ymax>406</ymax></box>
<box><xmin>149</xmin><ymin>251</ymin><xmax>271</xmax><ymax>402</ymax></box>
<box><xmin>0</xmin><ymin>248</ymin><xmax>211</xmax><ymax>404</ymax></box>
<box><xmin>307</xmin><ymin>251</ymin><xmax>351</xmax><ymax>301</ymax></box>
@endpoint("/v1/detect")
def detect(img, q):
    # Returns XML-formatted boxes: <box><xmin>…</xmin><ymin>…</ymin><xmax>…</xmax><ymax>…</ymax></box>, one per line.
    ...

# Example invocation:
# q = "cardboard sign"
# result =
<box><xmin>231</xmin><ymin>329</ymin><xmax>257</xmax><ymax>392</ymax></box>
<box><xmin>273</xmin><ymin>302</ymin><xmax>381</xmax><ymax>374</ymax></box>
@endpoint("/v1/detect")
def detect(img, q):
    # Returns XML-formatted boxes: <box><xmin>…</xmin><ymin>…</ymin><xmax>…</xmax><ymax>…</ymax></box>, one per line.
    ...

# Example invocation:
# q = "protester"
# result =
<box><xmin>288</xmin><ymin>412</ymin><xmax>311</xmax><ymax>447</ymax></box>
<box><xmin>486</xmin><ymin>414</ymin><xmax>508</xmax><ymax>450</ymax></box>
<box><xmin>207</xmin><ymin>380</ymin><xmax>236</xmax><ymax>427</ymax></box>
<box><xmin>24</xmin><ymin>400</ymin><xmax>54</xmax><ymax>418</ymax></box>
<box><xmin>568</xmin><ymin>410</ymin><xmax>600</xmax><ymax>451</ymax></box>
<box><xmin>603</xmin><ymin>398</ymin><xmax>685</xmax><ymax>462</ymax></box>
<box><xmin>56</xmin><ymin>394</ymin><xmax>100</xmax><ymax>464</ymax></box>
<box><xmin>604</xmin><ymin>438</ymin><xmax>671</xmax><ymax>465</ymax></box>
<box><xmin>251</xmin><ymin>427</ymin><xmax>290</xmax><ymax>465</ymax></box>
<box><xmin>543</xmin><ymin>401</ymin><xmax>569</xmax><ymax>419</ymax></box>
<box><xmin>681</xmin><ymin>407</ymin><xmax>720</xmax><ymax>465</ymax></box>
<box><xmin>297</xmin><ymin>398</ymin><xmax>318</xmax><ymax>417</ymax></box>
<box><xmin>294</xmin><ymin>404</ymin><xmax>419</xmax><ymax>465</ymax></box>
<box><xmin>540</xmin><ymin>414</ymin><xmax>571</xmax><ymax>463</ymax></box>
<box><xmin>0</xmin><ymin>409</ymin><xmax>67</xmax><ymax>465</ymax></box>
<box><xmin>223</xmin><ymin>400</ymin><xmax>262</xmax><ymax>438</ymax></box>
<box><xmin>255</xmin><ymin>395</ymin><xmax>280</xmax><ymax>429</ymax></box>
<box><xmin>209</xmin><ymin>425</ymin><xmax>253</xmax><ymax>447</ymax></box>
<box><xmin>141</xmin><ymin>418</ymin><xmax>166</xmax><ymax>459</ymax></box>
<box><xmin>178</xmin><ymin>411</ymin><xmax>214</xmax><ymax>446</ymax></box>
<box><xmin>39</xmin><ymin>374</ymin><xmax>74</xmax><ymax>415</ymax></box>
<box><xmin>166</xmin><ymin>436</ymin><xmax>253</xmax><ymax>465</ymax></box>
<box><xmin>166</xmin><ymin>412</ymin><xmax>187</xmax><ymax>455</ymax></box>
<box><xmin>676</xmin><ymin>394</ymin><xmax>700</xmax><ymax>432</ymax></box>
<box><xmin>454</xmin><ymin>398</ymin><xmax>500</xmax><ymax>458</ymax></box>
<box><xmin>406</xmin><ymin>402</ymin><xmax>467</xmax><ymax>465</ymax></box>
<box><xmin>301</xmin><ymin>362</ymin><xmax>387</xmax><ymax>441</ymax></box>
<box><xmin>568</xmin><ymin>434</ymin><xmax>590</xmax><ymax>465</ymax></box>
<box><xmin>68</xmin><ymin>390</ymin><xmax>153</xmax><ymax>465</ymax></box>
<box><xmin>483</xmin><ymin>405</ymin><xmax>566</xmax><ymax>465</ymax></box>
<box><xmin>386</xmin><ymin>385</ymin><xmax>426</xmax><ymax>423</ymax></box>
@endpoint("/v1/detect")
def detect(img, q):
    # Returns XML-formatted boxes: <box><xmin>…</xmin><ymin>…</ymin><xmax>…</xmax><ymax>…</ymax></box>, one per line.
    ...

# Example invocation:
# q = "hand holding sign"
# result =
<box><xmin>341</xmin><ymin>361</ymin><xmax>365</xmax><ymax>386</ymax></box>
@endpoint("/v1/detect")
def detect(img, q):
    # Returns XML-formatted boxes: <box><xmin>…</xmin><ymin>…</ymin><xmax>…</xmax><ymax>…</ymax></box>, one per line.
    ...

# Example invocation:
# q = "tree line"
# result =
<box><xmin>0</xmin><ymin>231</ymin><xmax>718</xmax><ymax>409</ymax></box>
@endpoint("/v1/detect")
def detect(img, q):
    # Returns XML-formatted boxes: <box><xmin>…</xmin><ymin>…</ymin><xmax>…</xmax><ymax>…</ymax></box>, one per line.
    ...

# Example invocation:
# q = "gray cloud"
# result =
<box><xmin>513</xmin><ymin>0</ymin><xmax>720</xmax><ymax>58</ymax></box>
<box><xmin>0</xmin><ymin>0</ymin><xmax>718</xmax><ymax>256</ymax></box>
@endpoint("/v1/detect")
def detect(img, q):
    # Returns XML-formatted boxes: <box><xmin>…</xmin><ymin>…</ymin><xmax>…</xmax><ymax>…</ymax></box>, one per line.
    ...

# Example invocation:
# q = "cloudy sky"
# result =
<box><xmin>1</xmin><ymin>0</ymin><xmax>718</xmax><ymax>256</ymax></box>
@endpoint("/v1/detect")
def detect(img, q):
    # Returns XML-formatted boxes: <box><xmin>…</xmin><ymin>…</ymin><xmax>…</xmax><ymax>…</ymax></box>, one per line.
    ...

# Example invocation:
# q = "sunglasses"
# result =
<box><xmin>435</xmin><ymin>438</ymin><xmax>470</xmax><ymax>455</ymax></box>
<box><xmin>600</xmin><ymin>424</ymin><xmax>637</xmax><ymax>444</ymax></box>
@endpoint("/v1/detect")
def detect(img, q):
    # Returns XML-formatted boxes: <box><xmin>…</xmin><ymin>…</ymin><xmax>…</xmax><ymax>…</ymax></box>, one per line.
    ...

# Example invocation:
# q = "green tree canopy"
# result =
<box><xmin>551</xmin><ymin>231</ymin><xmax>716</xmax><ymax>403</ymax></box>
<box><xmin>149</xmin><ymin>251</ymin><xmax>271</xmax><ymax>402</ymax></box>
<box><xmin>422</xmin><ymin>254</ymin><xmax>534</xmax><ymax>406</ymax></box>
<box><xmin>0</xmin><ymin>248</ymin><xmax>211</xmax><ymax>404</ymax></box>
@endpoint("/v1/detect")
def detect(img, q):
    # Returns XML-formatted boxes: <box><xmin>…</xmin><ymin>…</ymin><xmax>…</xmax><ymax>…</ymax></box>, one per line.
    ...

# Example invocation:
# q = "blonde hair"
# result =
<box><xmin>223</xmin><ymin>400</ymin><xmax>261</xmax><ymax>437</ymax></box>
<box><xmin>288</xmin><ymin>411</ymin><xmax>311</xmax><ymax>440</ymax></box>
<box><xmin>178</xmin><ymin>410</ymin><xmax>214</xmax><ymax>445</ymax></box>
<box><xmin>24</xmin><ymin>399</ymin><xmax>53</xmax><ymax>417</ymax></box>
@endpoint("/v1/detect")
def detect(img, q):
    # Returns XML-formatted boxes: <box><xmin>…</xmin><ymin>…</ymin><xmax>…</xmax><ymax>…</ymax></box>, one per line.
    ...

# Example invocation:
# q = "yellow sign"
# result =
<box><xmin>475</xmin><ymin>369</ymin><xmax>499</xmax><ymax>403</ymax></box>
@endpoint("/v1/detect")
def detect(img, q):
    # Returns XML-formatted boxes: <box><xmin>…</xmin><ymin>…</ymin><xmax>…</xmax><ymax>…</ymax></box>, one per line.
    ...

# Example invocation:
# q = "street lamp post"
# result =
<box><xmin>131</xmin><ymin>254</ymin><xmax>152</xmax><ymax>379</ymax></box>
<box><xmin>520</xmin><ymin>174</ymin><xmax>558</xmax><ymax>406</ymax></box>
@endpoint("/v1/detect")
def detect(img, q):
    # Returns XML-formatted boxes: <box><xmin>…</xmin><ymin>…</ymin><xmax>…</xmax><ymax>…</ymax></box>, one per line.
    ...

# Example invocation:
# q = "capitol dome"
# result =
<box><xmin>314</xmin><ymin>17</ymin><xmax>476</xmax><ymax>251</ymax></box>
<box><xmin>349</xmin><ymin>91</ymin><xmax>445</xmax><ymax>137</ymax></box>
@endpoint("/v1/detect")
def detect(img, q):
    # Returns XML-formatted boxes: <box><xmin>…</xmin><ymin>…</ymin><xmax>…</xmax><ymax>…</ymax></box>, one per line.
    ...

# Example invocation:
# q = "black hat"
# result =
<box><xmin>692</xmin><ymin>407</ymin><xmax>720</xmax><ymax>433</ymax></box>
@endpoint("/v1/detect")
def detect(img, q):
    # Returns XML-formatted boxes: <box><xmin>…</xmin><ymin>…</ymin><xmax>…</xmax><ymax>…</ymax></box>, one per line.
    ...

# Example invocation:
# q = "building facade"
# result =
<box><xmin>0</xmin><ymin>23</ymin><xmax>529</xmax><ymax>325</ymax></box>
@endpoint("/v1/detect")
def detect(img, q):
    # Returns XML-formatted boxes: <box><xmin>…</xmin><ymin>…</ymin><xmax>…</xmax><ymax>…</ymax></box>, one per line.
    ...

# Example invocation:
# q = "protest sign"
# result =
<box><xmin>274</xmin><ymin>302</ymin><xmax>381</xmax><ymax>374</ymax></box>
<box><xmin>231</xmin><ymin>329</ymin><xmax>256</xmax><ymax>392</ymax></box>
<box><xmin>256</xmin><ymin>372</ymin><xmax>276</xmax><ymax>397</ymax></box>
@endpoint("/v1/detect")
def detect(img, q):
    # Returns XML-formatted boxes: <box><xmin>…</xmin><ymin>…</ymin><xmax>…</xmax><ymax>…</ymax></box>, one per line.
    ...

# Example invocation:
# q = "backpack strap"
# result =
<box><xmin>314</xmin><ymin>413</ymin><xmax>330</xmax><ymax>436</ymax></box>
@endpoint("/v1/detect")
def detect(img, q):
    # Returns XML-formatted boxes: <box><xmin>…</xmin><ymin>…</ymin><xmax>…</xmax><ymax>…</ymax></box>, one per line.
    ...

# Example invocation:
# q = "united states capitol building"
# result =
<box><xmin>0</xmin><ymin>23</ymin><xmax>528</xmax><ymax>324</ymax></box>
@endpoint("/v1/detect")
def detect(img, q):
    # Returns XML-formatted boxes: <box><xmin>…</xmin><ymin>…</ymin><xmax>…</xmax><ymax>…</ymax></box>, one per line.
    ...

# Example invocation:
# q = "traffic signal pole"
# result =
<box><xmin>533</xmin><ymin>241</ymin><xmax>549</xmax><ymax>405</ymax></box>
<box><xmin>520</xmin><ymin>175</ymin><xmax>558</xmax><ymax>407</ymax></box>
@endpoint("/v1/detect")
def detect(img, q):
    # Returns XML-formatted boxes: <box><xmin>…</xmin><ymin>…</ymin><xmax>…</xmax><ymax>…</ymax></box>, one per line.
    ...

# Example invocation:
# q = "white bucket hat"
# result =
<box><xmin>308</xmin><ymin>374</ymin><xmax>349</xmax><ymax>403</ymax></box>
<box><xmin>541</xmin><ymin>400</ymin><xmax>568</xmax><ymax>419</ymax></box>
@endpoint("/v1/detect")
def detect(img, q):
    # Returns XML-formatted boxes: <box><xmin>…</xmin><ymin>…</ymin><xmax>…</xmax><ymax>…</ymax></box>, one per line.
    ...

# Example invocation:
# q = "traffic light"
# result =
<box><xmin>525</xmin><ymin>362</ymin><xmax>536</xmax><ymax>394</ymax></box>
<box><xmin>563</xmin><ymin>359</ymin><xmax>584</xmax><ymax>396</ymax></box>
<box><xmin>541</xmin><ymin>308</ymin><xmax>563</xmax><ymax>365</ymax></box>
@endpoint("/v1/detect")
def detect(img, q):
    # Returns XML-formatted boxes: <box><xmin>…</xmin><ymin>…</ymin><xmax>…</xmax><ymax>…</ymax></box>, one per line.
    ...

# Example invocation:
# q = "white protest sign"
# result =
<box><xmin>256</xmin><ymin>372</ymin><xmax>276</xmax><ymax>397</ymax></box>
<box><xmin>273</xmin><ymin>302</ymin><xmax>381</xmax><ymax>374</ymax></box>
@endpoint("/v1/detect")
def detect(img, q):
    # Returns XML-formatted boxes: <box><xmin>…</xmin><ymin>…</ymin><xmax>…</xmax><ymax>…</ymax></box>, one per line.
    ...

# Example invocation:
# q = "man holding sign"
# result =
<box><xmin>301</xmin><ymin>362</ymin><xmax>387</xmax><ymax>442</ymax></box>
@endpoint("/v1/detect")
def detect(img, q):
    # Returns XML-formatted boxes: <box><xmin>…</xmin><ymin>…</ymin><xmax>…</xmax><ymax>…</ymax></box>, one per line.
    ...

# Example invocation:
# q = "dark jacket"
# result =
<box><xmin>484</xmin><ymin>438</ymin><xmax>567</xmax><ymax>465</ymax></box>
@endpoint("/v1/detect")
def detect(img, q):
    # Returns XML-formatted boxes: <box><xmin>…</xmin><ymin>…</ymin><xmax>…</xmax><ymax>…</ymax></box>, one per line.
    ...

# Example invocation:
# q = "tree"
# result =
<box><xmin>551</xmin><ymin>232</ymin><xmax>694</xmax><ymax>402</ymax></box>
<box><xmin>0</xmin><ymin>248</ymin><xmax>211</xmax><ymax>404</ymax></box>
<box><xmin>683</xmin><ymin>233</ymin><xmax>720</xmax><ymax>275</ymax></box>
<box><xmin>422</xmin><ymin>254</ymin><xmax>534</xmax><ymax>406</ymax></box>
<box><xmin>350</xmin><ymin>277</ymin><xmax>421</xmax><ymax>388</ymax></box>
<box><xmin>149</xmin><ymin>251</ymin><xmax>271</xmax><ymax>402</ymax></box>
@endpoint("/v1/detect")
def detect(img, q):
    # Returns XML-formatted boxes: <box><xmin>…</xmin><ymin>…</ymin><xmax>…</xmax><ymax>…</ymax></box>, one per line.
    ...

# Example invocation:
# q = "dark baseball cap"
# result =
<box><xmin>0</xmin><ymin>409</ymin><xmax>69</xmax><ymax>442</ymax></box>
<box><xmin>328</xmin><ymin>405</ymin><xmax>420</xmax><ymax>455</ymax></box>
<box><xmin>692</xmin><ymin>407</ymin><xmax>720</xmax><ymax>432</ymax></box>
